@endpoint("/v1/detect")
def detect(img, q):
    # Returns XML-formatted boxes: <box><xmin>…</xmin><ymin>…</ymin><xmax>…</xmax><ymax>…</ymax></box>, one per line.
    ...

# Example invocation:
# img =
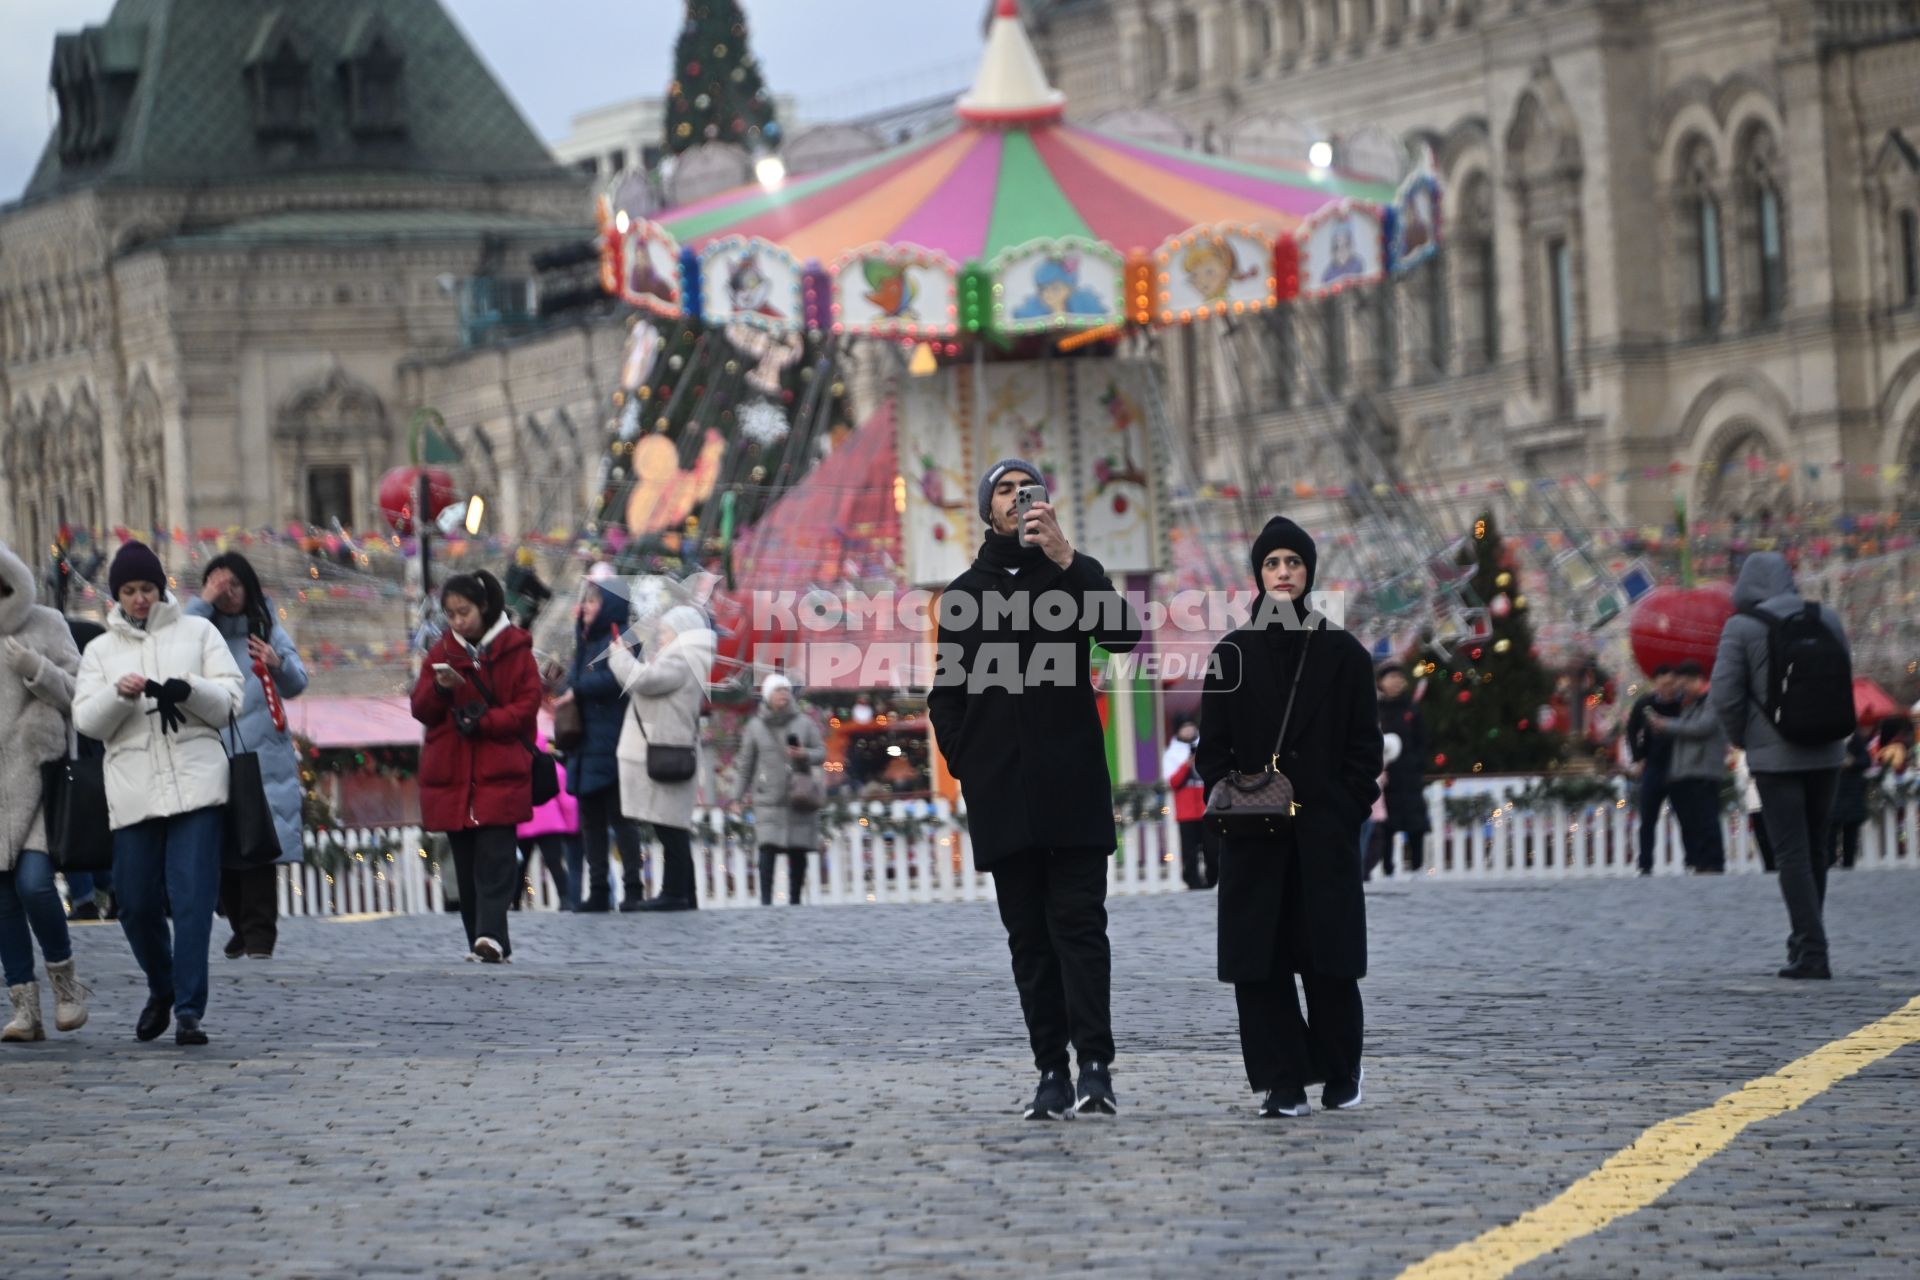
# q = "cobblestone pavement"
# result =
<box><xmin>3</xmin><ymin>871</ymin><xmax>1917</xmax><ymax>1279</ymax></box>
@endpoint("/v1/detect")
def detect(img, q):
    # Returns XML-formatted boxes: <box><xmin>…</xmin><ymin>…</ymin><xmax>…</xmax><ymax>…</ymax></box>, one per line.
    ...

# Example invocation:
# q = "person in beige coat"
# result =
<box><xmin>0</xmin><ymin>539</ymin><xmax>89</xmax><ymax>1042</ymax></box>
<box><xmin>71</xmin><ymin>542</ymin><xmax>244</xmax><ymax>1046</ymax></box>
<box><xmin>608</xmin><ymin>604</ymin><xmax>714</xmax><ymax>912</ymax></box>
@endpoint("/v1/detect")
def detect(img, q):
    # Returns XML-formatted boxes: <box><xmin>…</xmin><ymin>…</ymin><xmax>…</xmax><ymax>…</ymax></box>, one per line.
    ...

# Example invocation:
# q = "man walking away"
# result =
<box><xmin>1710</xmin><ymin>552</ymin><xmax>1854</xmax><ymax>979</ymax></box>
<box><xmin>1373</xmin><ymin>664</ymin><xmax>1429</xmax><ymax>873</ymax></box>
<box><xmin>1625</xmin><ymin>665</ymin><xmax>1683</xmax><ymax>875</ymax></box>
<box><xmin>1647</xmin><ymin>661</ymin><xmax>1727</xmax><ymax>873</ymax></box>
<box><xmin>929</xmin><ymin>459</ymin><xmax>1142</xmax><ymax>1119</ymax></box>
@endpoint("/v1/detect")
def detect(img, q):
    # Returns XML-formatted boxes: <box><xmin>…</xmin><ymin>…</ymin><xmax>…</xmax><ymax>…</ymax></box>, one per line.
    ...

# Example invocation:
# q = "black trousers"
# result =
<box><xmin>219</xmin><ymin>863</ymin><xmax>280</xmax><ymax>956</ymax></box>
<box><xmin>1232</xmin><ymin>847</ymin><xmax>1361</xmax><ymax>1092</ymax></box>
<box><xmin>1830</xmin><ymin>820</ymin><xmax>1862</xmax><ymax>869</ymax></box>
<box><xmin>1667</xmin><ymin>778</ymin><xmax>1725</xmax><ymax>871</ymax></box>
<box><xmin>758</xmin><ymin>844</ymin><xmax>809</xmax><ymax>905</ymax></box>
<box><xmin>514</xmin><ymin>835</ymin><xmax>574</xmax><ymax>909</ymax></box>
<box><xmin>657</xmin><ymin>824</ymin><xmax>697</xmax><ymax>906</ymax></box>
<box><xmin>1637</xmin><ymin>768</ymin><xmax>1671</xmax><ymax>872</ymax></box>
<box><xmin>1749</xmin><ymin>813</ymin><xmax>1776</xmax><ymax>871</ymax></box>
<box><xmin>989</xmin><ymin>848</ymin><xmax>1115</xmax><ymax>1075</ymax></box>
<box><xmin>577</xmin><ymin>788</ymin><xmax>644</xmax><ymax>905</ymax></box>
<box><xmin>1178</xmin><ymin>819</ymin><xmax>1219</xmax><ymax>889</ymax></box>
<box><xmin>450</xmin><ymin>826</ymin><xmax>519</xmax><ymax>958</ymax></box>
<box><xmin>1754</xmin><ymin>769</ymin><xmax>1838</xmax><ymax>966</ymax></box>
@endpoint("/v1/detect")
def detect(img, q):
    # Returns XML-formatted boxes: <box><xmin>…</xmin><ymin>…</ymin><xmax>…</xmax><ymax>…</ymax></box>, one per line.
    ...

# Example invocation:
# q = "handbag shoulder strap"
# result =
<box><xmin>1268</xmin><ymin>625</ymin><xmax>1313</xmax><ymax>768</ymax></box>
<box><xmin>629</xmin><ymin>697</ymin><xmax>650</xmax><ymax>744</ymax></box>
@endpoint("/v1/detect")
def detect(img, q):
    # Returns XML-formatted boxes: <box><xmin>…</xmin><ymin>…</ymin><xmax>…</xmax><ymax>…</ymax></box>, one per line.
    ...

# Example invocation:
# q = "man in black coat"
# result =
<box><xmin>1199</xmin><ymin>517</ymin><xmax>1382</xmax><ymax>1117</ymax></box>
<box><xmin>1372</xmin><ymin>663</ymin><xmax>1428</xmax><ymax>873</ymax></box>
<box><xmin>928</xmin><ymin>458</ymin><xmax>1142</xmax><ymax>1120</ymax></box>
<box><xmin>1624</xmin><ymin>664</ymin><xmax>1681</xmax><ymax>875</ymax></box>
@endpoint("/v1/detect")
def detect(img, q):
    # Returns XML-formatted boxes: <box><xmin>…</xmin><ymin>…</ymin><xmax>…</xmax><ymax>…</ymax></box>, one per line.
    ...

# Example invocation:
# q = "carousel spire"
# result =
<box><xmin>957</xmin><ymin>0</ymin><xmax>1067</xmax><ymax>127</ymax></box>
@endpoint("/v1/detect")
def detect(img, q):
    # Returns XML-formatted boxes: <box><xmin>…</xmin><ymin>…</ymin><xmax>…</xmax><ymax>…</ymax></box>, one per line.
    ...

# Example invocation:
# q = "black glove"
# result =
<box><xmin>144</xmin><ymin>677</ymin><xmax>193</xmax><ymax>735</ymax></box>
<box><xmin>453</xmin><ymin>701</ymin><xmax>486</xmax><ymax>736</ymax></box>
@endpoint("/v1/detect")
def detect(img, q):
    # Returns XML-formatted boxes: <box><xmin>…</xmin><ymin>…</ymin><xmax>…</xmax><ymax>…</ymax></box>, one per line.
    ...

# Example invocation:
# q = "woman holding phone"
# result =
<box><xmin>608</xmin><ymin>604</ymin><xmax>713</xmax><ymax>912</ymax></box>
<box><xmin>187</xmin><ymin>553</ymin><xmax>308</xmax><ymax>959</ymax></box>
<box><xmin>411</xmin><ymin>571</ymin><xmax>542</xmax><ymax>962</ymax></box>
<box><xmin>1197</xmin><ymin>517</ymin><xmax>1382</xmax><ymax>1118</ymax></box>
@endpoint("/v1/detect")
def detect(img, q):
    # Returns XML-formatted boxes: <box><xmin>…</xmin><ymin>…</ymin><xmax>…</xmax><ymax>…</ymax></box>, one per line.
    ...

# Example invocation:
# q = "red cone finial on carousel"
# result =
<box><xmin>959</xmin><ymin>0</ymin><xmax>1067</xmax><ymax>127</ymax></box>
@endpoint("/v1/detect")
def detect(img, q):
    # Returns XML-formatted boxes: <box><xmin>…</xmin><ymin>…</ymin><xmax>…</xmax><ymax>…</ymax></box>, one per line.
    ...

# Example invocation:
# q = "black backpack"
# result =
<box><xmin>1740</xmin><ymin>604</ymin><xmax>1853</xmax><ymax>746</ymax></box>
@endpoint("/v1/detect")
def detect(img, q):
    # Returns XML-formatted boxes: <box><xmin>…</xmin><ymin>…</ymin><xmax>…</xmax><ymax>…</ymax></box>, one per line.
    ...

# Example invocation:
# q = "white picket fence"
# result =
<box><xmin>273</xmin><ymin>787</ymin><xmax>1920</xmax><ymax>919</ymax></box>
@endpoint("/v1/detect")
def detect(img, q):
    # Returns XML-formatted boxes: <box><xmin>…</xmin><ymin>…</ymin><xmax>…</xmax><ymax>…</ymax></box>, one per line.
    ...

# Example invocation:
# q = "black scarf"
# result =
<box><xmin>977</xmin><ymin>529</ymin><xmax>1049</xmax><ymax>575</ymax></box>
<box><xmin>1251</xmin><ymin>591</ymin><xmax>1317</xmax><ymax>671</ymax></box>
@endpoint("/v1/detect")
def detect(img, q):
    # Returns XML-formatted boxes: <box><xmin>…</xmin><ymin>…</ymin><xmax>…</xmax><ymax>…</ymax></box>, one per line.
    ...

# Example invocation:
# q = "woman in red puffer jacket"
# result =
<box><xmin>411</xmin><ymin>570</ymin><xmax>541</xmax><ymax>964</ymax></box>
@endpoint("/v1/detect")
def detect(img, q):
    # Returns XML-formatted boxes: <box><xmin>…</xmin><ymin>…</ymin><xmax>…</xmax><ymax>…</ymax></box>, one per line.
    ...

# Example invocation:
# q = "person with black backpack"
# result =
<box><xmin>1710</xmin><ymin>552</ymin><xmax>1854</xmax><ymax>980</ymax></box>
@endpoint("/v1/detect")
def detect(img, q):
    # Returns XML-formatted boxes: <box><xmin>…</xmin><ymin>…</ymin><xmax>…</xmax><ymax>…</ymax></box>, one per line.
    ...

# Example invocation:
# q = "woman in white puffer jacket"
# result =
<box><xmin>71</xmin><ymin>542</ymin><xmax>243</xmax><ymax>1047</ymax></box>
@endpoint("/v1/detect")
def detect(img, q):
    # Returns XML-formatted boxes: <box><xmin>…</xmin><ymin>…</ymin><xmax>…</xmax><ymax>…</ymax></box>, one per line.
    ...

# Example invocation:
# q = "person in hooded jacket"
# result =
<box><xmin>72</xmin><ymin>542</ymin><xmax>245</xmax><ymax>1045</ymax></box>
<box><xmin>186</xmin><ymin>553</ymin><xmax>308</xmax><ymax>959</ymax></box>
<box><xmin>1709</xmin><ymin>552</ymin><xmax>1851</xmax><ymax>979</ymax></box>
<box><xmin>1163</xmin><ymin>720</ymin><xmax>1218</xmax><ymax>889</ymax></box>
<box><xmin>734</xmin><ymin>673</ymin><xmax>826</xmax><ymax>905</ymax></box>
<box><xmin>411</xmin><ymin>571</ymin><xmax>542</xmax><ymax>963</ymax></box>
<box><xmin>0</xmin><ymin>538</ymin><xmax>90</xmax><ymax>1042</ymax></box>
<box><xmin>608</xmin><ymin>604</ymin><xmax>714</xmax><ymax>912</ymax></box>
<box><xmin>927</xmin><ymin>459</ymin><xmax>1143</xmax><ymax>1120</ymax></box>
<box><xmin>560</xmin><ymin>576</ymin><xmax>645</xmax><ymax>911</ymax></box>
<box><xmin>1198</xmin><ymin>517</ymin><xmax>1383</xmax><ymax>1119</ymax></box>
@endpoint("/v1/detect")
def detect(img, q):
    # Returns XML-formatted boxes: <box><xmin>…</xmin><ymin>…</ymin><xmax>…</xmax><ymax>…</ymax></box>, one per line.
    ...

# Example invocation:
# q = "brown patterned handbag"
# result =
<box><xmin>1205</xmin><ymin>630</ymin><xmax>1311</xmax><ymax>837</ymax></box>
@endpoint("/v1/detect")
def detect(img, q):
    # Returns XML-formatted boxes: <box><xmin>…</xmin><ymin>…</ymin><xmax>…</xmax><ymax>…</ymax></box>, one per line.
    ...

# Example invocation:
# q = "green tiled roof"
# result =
<box><xmin>160</xmin><ymin>208</ymin><xmax>591</xmax><ymax>248</ymax></box>
<box><xmin>20</xmin><ymin>0</ymin><xmax>568</xmax><ymax>204</ymax></box>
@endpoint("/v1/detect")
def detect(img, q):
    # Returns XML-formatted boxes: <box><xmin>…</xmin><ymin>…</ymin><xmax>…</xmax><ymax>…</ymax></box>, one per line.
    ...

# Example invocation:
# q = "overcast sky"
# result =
<box><xmin>0</xmin><ymin>0</ymin><xmax>986</xmax><ymax>199</ymax></box>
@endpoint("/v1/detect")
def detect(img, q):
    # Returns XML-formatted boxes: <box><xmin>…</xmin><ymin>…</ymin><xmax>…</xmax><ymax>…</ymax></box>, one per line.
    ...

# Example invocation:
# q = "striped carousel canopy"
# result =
<box><xmin>604</xmin><ymin>0</ymin><xmax>1424</xmax><ymax>339</ymax></box>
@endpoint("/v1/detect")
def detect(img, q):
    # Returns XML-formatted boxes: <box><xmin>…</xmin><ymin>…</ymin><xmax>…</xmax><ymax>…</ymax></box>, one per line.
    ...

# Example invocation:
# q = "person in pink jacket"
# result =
<box><xmin>515</xmin><ymin>734</ymin><xmax>581</xmax><ymax>910</ymax></box>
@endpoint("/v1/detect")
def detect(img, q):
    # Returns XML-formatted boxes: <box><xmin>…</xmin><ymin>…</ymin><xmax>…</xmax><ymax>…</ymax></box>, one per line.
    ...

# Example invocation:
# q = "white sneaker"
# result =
<box><xmin>472</xmin><ymin>937</ymin><xmax>503</xmax><ymax>964</ymax></box>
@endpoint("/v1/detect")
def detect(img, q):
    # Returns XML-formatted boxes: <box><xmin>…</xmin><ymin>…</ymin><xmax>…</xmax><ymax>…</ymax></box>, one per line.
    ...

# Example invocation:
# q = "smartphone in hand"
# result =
<box><xmin>1014</xmin><ymin>484</ymin><xmax>1048</xmax><ymax>547</ymax></box>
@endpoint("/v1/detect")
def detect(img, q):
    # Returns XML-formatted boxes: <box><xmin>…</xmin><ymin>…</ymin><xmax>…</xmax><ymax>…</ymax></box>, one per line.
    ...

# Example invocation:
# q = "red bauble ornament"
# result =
<box><xmin>377</xmin><ymin>466</ymin><xmax>456</xmax><ymax>534</ymax></box>
<box><xmin>1628</xmin><ymin>582</ymin><xmax>1735</xmax><ymax>679</ymax></box>
<box><xmin>1457</xmin><ymin>690</ymin><xmax>1472</xmax><ymax>703</ymax></box>
<box><xmin>1112</xmin><ymin>495</ymin><xmax>1128</xmax><ymax>514</ymax></box>
<box><xmin>688</xmin><ymin>61</ymin><xmax>702</xmax><ymax>76</ymax></box>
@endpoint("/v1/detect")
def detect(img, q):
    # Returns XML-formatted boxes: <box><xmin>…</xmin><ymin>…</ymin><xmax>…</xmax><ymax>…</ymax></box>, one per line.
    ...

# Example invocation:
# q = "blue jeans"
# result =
<box><xmin>63</xmin><ymin>866</ymin><xmax>113</xmax><ymax>903</ymax></box>
<box><xmin>0</xmin><ymin>850</ymin><xmax>74</xmax><ymax>987</ymax></box>
<box><xmin>114</xmin><ymin>807</ymin><xmax>224</xmax><ymax>1020</ymax></box>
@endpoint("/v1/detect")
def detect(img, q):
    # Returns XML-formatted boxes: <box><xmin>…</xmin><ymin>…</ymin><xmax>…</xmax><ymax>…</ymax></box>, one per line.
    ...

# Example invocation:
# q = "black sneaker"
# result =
<box><xmin>1024</xmin><ymin>1070</ymin><xmax>1074</xmax><ymax>1121</ymax></box>
<box><xmin>1321</xmin><ymin>1066</ymin><xmax>1364</xmax><ymax>1112</ymax></box>
<box><xmin>175</xmin><ymin>1015</ymin><xmax>208</xmax><ymax>1046</ymax></box>
<box><xmin>224</xmin><ymin>935</ymin><xmax>246</xmax><ymax>960</ymax></box>
<box><xmin>1074</xmin><ymin>1062</ymin><xmax>1117</xmax><ymax>1116</ymax></box>
<box><xmin>1778</xmin><ymin>959</ymin><xmax>1831</xmax><ymax>980</ymax></box>
<box><xmin>136</xmin><ymin>992</ymin><xmax>173</xmax><ymax>1042</ymax></box>
<box><xmin>1258</xmin><ymin>1084</ymin><xmax>1311</xmax><ymax>1118</ymax></box>
<box><xmin>67</xmin><ymin>901</ymin><xmax>101</xmax><ymax>922</ymax></box>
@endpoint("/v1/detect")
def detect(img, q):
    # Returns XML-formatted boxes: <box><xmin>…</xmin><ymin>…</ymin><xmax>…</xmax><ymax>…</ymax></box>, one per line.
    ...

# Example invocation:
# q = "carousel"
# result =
<box><xmin>599</xmin><ymin>0</ymin><xmax>1446</xmax><ymax>791</ymax></box>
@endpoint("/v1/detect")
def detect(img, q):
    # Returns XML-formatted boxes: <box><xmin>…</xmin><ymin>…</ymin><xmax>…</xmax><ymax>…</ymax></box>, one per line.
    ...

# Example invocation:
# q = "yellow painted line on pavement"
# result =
<box><xmin>322</xmin><ymin>912</ymin><xmax>401</xmax><ymax>924</ymax></box>
<box><xmin>1399</xmin><ymin>994</ymin><xmax>1920</xmax><ymax>1280</ymax></box>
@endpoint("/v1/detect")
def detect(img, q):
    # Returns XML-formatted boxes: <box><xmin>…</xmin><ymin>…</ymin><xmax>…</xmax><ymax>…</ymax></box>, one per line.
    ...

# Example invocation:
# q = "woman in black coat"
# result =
<box><xmin>1198</xmin><ymin>517</ymin><xmax>1382</xmax><ymax>1118</ymax></box>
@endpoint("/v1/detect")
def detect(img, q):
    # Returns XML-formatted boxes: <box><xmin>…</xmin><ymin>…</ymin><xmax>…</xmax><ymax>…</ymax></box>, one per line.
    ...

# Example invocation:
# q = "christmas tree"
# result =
<box><xmin>664</xmin><ymin>1</ymin><xmax>779</xmax><ymax>156</ymax></box>
<box><xmin>1415</xmin><ymin>511</ymin><xmax>1564</xmax><ymax>774</ymax></box>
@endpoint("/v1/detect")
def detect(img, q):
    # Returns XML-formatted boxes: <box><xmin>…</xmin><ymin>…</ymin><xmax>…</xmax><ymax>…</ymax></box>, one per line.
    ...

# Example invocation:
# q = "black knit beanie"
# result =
<box><xmin>1249</xmin><ymin>516</ymin><xmax>1316</xmax><ymax>594</ymax></box>
<box><xmin>109</xmin><ymin>540</ymin><xmax>167</xmax><ymax>597</ymax></box>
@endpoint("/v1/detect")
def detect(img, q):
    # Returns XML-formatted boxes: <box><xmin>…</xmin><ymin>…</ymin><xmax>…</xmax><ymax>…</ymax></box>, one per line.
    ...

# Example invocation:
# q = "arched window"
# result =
<box><xmin>1322</xmin><ymin>298</ymin><xmax>1348</xmax><ymax>397</ymax></box>
<box><xmin>1901</xmin><ymin>208</ymin><xmax>1920</xmax><ymax>306</ymax></box>
<box><xmin>1424</xmin><ymin>256</ymin><xmax>1450</xmax><ymax>376</ymax></box>
<box><xmin>1373</xmin><ymin>285</ymin><xmax>1397</xmax><ymax>387</ymax></box>
<box><xmin>1675</xmin><ymin>139</ymin><xmax>1723</xmax><ymax>334</ymax></box>
<box><xmin>1697</xmin><ymin>193</ymin><xmax>1725</xmax><ymax>331</ymax></box>
<box><xmin>1173</xmin><ymin>14</ymin><xmax>1201</xmax><ymax>90</ymax></box>
<box><xmin>1246</xmin><ymin>2</ymin><xmax>1274</xmax><ymax>78</ymax></box>
<box><xmin>1452</xmin><ymin>173</ymin><xmax>1497</xmax><ymax>369</ymax></box>
<box><xmin>1737</xmin><ymin>127</ymin><xmax>1787</xmax><ymax>325</ymax></box>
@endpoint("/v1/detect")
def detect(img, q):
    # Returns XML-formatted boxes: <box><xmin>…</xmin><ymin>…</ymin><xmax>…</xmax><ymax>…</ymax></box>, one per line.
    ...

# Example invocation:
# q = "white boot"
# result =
<box><xmin>45</xmin><ymin>958</ymin><xmax>89</xmax><ymax>1032</ymax></box>
<box><xmin>2</xmin><ymin>981</ymin><xmax>44</xmax><ymax>1042</ymax></box>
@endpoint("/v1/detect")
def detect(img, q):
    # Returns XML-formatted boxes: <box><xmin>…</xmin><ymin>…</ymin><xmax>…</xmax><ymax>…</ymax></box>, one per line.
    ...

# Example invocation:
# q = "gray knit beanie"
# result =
<box><xmin>977</xmin><ymin>458</ymin><xmax>1044</xmax><ymax>522</ymax></box>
